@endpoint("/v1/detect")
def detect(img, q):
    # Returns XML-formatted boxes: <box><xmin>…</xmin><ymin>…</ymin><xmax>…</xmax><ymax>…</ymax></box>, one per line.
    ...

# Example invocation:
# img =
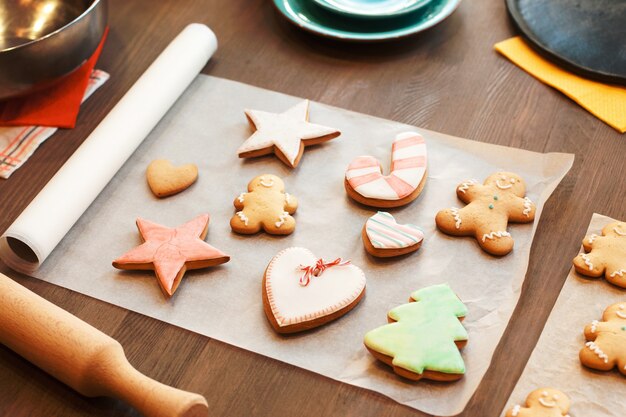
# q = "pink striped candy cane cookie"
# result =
<box><xmin>344</xmin><ymin>132</ymin><xmax>428</xmax><ymax>208</ymax></box>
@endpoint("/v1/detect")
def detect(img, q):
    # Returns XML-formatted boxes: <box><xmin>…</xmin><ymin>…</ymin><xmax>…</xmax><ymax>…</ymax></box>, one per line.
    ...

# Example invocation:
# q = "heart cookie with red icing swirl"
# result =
<box><xmin>262</xmin><ymin>247</ymin><xmax>366</xmax><ymax>334</ymax></box>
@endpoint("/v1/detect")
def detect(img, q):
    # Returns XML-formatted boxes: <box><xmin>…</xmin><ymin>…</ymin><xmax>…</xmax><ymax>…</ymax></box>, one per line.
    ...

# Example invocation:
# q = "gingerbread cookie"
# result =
<box><xmin>506</xmin><ymin>388</ymin><xmax>571</xmax><ymax>417</ymax></box>
<box><xmin>112</xmin><ymin>214</ymin><xmax>229</xmax><ymax>297</ymax></box>
<box><xmin>362</xmin><ymin>211</ymin><xmax>424</xmax><ymax>257</ymax></box>
<box><xmin>345</xmin><ymin>132</ymin><xmax>428</xmax><ymax>208</ymax></box>
<box><xmin>435</xmin><ymin>172</ymin><xmax>536</xmax><ymax>256</ymax></box>
<box><xmin>579</xmin><ymin>302</ymin><xmax>626</xmax><ymax>375</ymax></box>
<box><xmin>237</xmin><ymin>100</ymin><xmax>341</xmax><ymax>168</ymax></box>
<box><xmin>146</xmin><ymin>159</ymin><xmax>198</xmax><ymax>198</ymax></box>
<box><xmin>230</xmin><ymin>174</ymin><xmax>298</xmax><ymax>235</ymax></box>
<box><xmin>364</xmin><ymin>284</ymin><xmax>468</xmax><ymax>381</ymax></box>
<box><xmin>263</xmin><ymin>247</ymin><xmax>366</xmax><ymax>334</ymax></box>
<box><xmin>573</xmin><ymin>221</ymin><xmax>626</xmax><ymax>288</ymax></box>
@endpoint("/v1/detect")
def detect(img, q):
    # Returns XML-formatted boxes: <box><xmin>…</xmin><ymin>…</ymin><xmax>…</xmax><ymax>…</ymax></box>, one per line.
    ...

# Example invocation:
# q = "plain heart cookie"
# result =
<box><xmin>263</xmin><ymin>247</ymin><xmax>366</xmax><ymax>334</ymax></box>
<box><xmin>146</xmin><ymin>159</ymin><xmax>198</xmax><ymax>198</ymax></box>
<box><xmin>362</xmin><ymin>211</ymin><xmax>424</xmax><ymax>257</ymax></box>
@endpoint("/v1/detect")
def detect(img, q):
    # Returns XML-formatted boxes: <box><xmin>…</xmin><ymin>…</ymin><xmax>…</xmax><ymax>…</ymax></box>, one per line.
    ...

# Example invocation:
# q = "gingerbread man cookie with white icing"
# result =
<box><xmin>573</xmin><ymin>221</ymin><xmax>626</xmax><ymax>288</ymax></box>
<box><xmin>435</xmin><ymin>172</ymin><xmax>536</xmax><ymax>256</ymax></box>
<box><xmin>579</xmin><ymin>302</ymin><xmax>626</xmax><ymax>376</ymax></box>
<box><xmin>505</xmin><ymin>388</ymin><xmax>571</xmax><ymax>417</ymax></box>
<box><xmin>230</xmin><ymin>174</ymin><xmax>298</xmax><ymax>235</ymax></box>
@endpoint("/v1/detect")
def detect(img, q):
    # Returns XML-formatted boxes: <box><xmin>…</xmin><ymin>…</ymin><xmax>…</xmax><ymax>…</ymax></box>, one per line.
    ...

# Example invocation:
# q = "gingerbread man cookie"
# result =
<box><xmin>579</xmin><ymin>302</ymin><xmax>626</xmax><ymax>375</ymax></box>
<box><xmin>435</xmin><ymin>172</ymin><xmax>536</xmax><ymax>256</ymax></box>
<box><xmin>230</xmin><ymin>174</ymin><xmax>298</xmax><ymax>235</ymax></box>
<box><xmin>505</xmin><ymin>388</ymin><xmax>571</xmax><ymax>417</ymax></box>
<box><xmin>573</xmin><ymin>221</ymin><xmax>626</xmax><ymax>288</ymax></box>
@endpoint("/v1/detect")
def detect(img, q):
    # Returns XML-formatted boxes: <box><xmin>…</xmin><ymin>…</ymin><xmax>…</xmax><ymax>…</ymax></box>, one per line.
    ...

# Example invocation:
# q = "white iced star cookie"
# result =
<box><xmin>237</xmin><ymin>100</ymin><xmax>341</xmax><ymax>168</ymax></box>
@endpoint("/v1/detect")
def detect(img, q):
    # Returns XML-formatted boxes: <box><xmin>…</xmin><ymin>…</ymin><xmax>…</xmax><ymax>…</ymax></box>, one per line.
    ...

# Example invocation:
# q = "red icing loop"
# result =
<box><xmin>298</xmin><ymin>258</ymin><xmax>351</xmax><ymax>286</ymax></box>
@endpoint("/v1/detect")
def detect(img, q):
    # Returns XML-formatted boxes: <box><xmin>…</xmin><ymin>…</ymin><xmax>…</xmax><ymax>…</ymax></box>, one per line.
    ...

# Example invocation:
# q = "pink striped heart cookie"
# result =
<box><xmin>262</xmin><ymin>247</ymin><xmax>366</xmax><ymax>334</ymax></box>
<box><xmin>363</xmin><ymin>212</ymin><xmax>424</xmax><ymax>257</ymax></box>
<box><xmin>345</xmin><ymin>132</ymin><xmax>428</xmax><ymax>208</ymax></box>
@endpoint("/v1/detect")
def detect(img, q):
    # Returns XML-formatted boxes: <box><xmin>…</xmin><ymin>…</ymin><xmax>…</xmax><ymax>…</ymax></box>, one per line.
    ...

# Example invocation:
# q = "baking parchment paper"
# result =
<box><xmin>502</xmin><ymin>213</ymin><xmax>626</xmax><ymax>417</ymax></box>
<box><xmin>33</xmin><ymin>75</ymin><xmax>573</xmax><ymax>416</ymax></box>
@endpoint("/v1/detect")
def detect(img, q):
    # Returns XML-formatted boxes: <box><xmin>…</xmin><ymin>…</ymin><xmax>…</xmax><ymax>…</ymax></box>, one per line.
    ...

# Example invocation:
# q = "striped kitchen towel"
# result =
<box><xmin>0</xmin><ymin>70</ymin><xmax>109</xmax><ymax>179</ymax></box>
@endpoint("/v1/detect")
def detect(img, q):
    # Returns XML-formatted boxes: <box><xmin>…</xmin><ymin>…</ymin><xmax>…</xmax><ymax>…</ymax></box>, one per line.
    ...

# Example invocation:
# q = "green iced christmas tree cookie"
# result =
<box><xmin>364</xmin><ymin>283</ymin><xmax>468</xmax><ymax>381</ymax></box>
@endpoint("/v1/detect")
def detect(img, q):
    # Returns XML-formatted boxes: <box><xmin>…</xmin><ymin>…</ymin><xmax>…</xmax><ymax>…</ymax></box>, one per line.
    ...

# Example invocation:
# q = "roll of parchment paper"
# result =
<box><xmin>0</xmin><ymin>23</ymin><xmax>218</xmax><ymax>274</ymax></box>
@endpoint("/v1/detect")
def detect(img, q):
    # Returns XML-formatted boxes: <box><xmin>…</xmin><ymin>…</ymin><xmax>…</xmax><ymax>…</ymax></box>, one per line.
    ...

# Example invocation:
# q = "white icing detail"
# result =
<box><xmin>614</xmin><ymin>227</ymin><xmax>626</xmax><ymax>236</ymax></box>
<box><xmin>581</xmin><ymin>253</ymin><xmax>593</xmax><ymax>271</ymax></box>
<box><xmin>482</xmin><ymin>231</ymin><xmax>511</xmax><ymax>242</ymax></box>
<box><xmin>458</xmin><ymin>179</ymin><xmax>477</xmax><ymax>194</ymax></box>
<box><xmin>616</xmin><ymin>311</ymin><xmax>626</xmax><ymax>319</ymax></box>
<box><xmin>237</xmin><ymin>193</ymin><xmax>245</xmax><ymax>203</ymax></box>
<box><xmin>522</xmin><ymin>197</ymin><xmax>532</xmax><ymax>217</ymax></box>
<box><xmin>392</xmin><ymin>143</ymin><xmax>426</xmax><ymax>161</ymax></box>
<box><xmin>588</xmin><ymin>234</ymin><xmax>599</xmax><ymax>244</ymax></box>
<box><xmin>611</xmin><ymin>269</ymin><xmax>626</xmax><ymax>278</ymax></box>
<box><xmin>354</xmin><ymin>177</ymin><xmax>397</xmax><ymax>200</ymax></box>
<box><xmin>591</xmin><ymin>320</ymin><xmax>599</xmax><ymax>333</ymax></box>
<box><xmin>285</xmin><ymin>193</ymin><xmax>291</xmax><ymax>204</ymax></box>
<box><xmin>538</xmin><ymin>397</ymin><xmax>557</xmax><ymax>408</ymax></box>
<box><xmin>236</xmin><ymin>211</ymin><xmax>249</xmax><ymax>226</ymax></box>
<box><xmin>450</xmin><ymin>208</ymin><xmax>462</xmax><ymax>229</ymax></box>
<box><xmin>264</xmin><ymin>247</ymin><xmax>366</xmax><ymax>327</ymax></box>
<box><xmin>260</xmin><ymin>178</ymin><xmax>275</xmax><ymax>188</ymax></box>
<box><xmin>511</xmin><ymin>404</ymin><xmax>521</xmax><ymax>416</ymax></box>
<box><xmin>275</xmin><ymin>211</ymin><xmax>289</xmax><ymax>228</ymax></box>
<box><xmin>510</xmin><ymin>178</ymin><xmax>516</xmax><ymax>183</ymax></box>
<box><xmin>586</xmin><ymin>341</ymin><xmax>609</xmax><ymax>363</ymax></box>
<box><xmin>496</xmin><ymin>180</ymin><xmax>513</xmax><ymax>189</ymax></box>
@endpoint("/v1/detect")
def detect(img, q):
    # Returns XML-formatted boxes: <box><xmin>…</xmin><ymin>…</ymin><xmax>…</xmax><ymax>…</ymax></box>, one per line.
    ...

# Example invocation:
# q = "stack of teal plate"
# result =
<box><xmin>272</xmin><ymin>0</ymin><xmax>462</xmax><ymax>41</ymax></box>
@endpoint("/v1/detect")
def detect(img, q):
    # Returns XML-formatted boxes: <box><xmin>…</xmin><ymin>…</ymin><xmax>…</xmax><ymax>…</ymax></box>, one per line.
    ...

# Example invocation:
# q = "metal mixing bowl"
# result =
<box><xmin>0</xmin><ymin>0</ymin><xmax>108</xmax><ymax>101</ymax></box>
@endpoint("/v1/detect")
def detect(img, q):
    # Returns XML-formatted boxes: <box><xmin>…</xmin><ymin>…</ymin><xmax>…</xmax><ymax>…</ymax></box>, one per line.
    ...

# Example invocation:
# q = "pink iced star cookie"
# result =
<box><xmin>113</xmin><ymin>214</ymin><xmax>229</xmax><ymax>297</ymax></box>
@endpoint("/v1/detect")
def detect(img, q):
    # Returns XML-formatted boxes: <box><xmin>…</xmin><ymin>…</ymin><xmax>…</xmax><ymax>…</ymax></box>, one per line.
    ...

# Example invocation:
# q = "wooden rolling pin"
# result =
<box><xmin>0</xmin><ymin>272</ymin><xmax>208</xmax><ymax>417</ymax></box>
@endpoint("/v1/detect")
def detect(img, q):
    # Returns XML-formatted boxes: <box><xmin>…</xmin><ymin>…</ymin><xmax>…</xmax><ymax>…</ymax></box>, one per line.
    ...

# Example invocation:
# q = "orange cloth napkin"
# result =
<box><xmin>495</xmin><ymin>36</ymin><xmax>626</xmax><ymax>133</ymax></box>
<box><xmin>0</xmin><ymin>70</ymin><xmax>108</xmax><ymax>179</ymax></box>
<box><xmin>0</xmin><ymin>28</ymin><xmax>108</xmax><ymax>129</ymax></box>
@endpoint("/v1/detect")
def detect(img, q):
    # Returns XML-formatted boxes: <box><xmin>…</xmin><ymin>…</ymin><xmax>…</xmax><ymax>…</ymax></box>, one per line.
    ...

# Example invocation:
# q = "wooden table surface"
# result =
<box><xmin>1</xmin><ymin>0</ymin><xmax>624</xmax><ymax>416</ymax></box>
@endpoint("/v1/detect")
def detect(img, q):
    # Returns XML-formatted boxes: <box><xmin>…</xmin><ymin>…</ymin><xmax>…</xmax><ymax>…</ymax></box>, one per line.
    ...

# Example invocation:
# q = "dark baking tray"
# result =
<box><xmin>506</xmin><ymin>0</ymin><xmax>626</xmax><ymax>85</ymax></box>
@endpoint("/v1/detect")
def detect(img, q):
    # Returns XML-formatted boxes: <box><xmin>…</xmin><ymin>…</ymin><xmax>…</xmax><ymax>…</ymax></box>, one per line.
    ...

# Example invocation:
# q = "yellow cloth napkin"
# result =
<box><xmin>495</xmin><ymin>36</ymin><xmax>626</xmax><ymax>133</ymax></box>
